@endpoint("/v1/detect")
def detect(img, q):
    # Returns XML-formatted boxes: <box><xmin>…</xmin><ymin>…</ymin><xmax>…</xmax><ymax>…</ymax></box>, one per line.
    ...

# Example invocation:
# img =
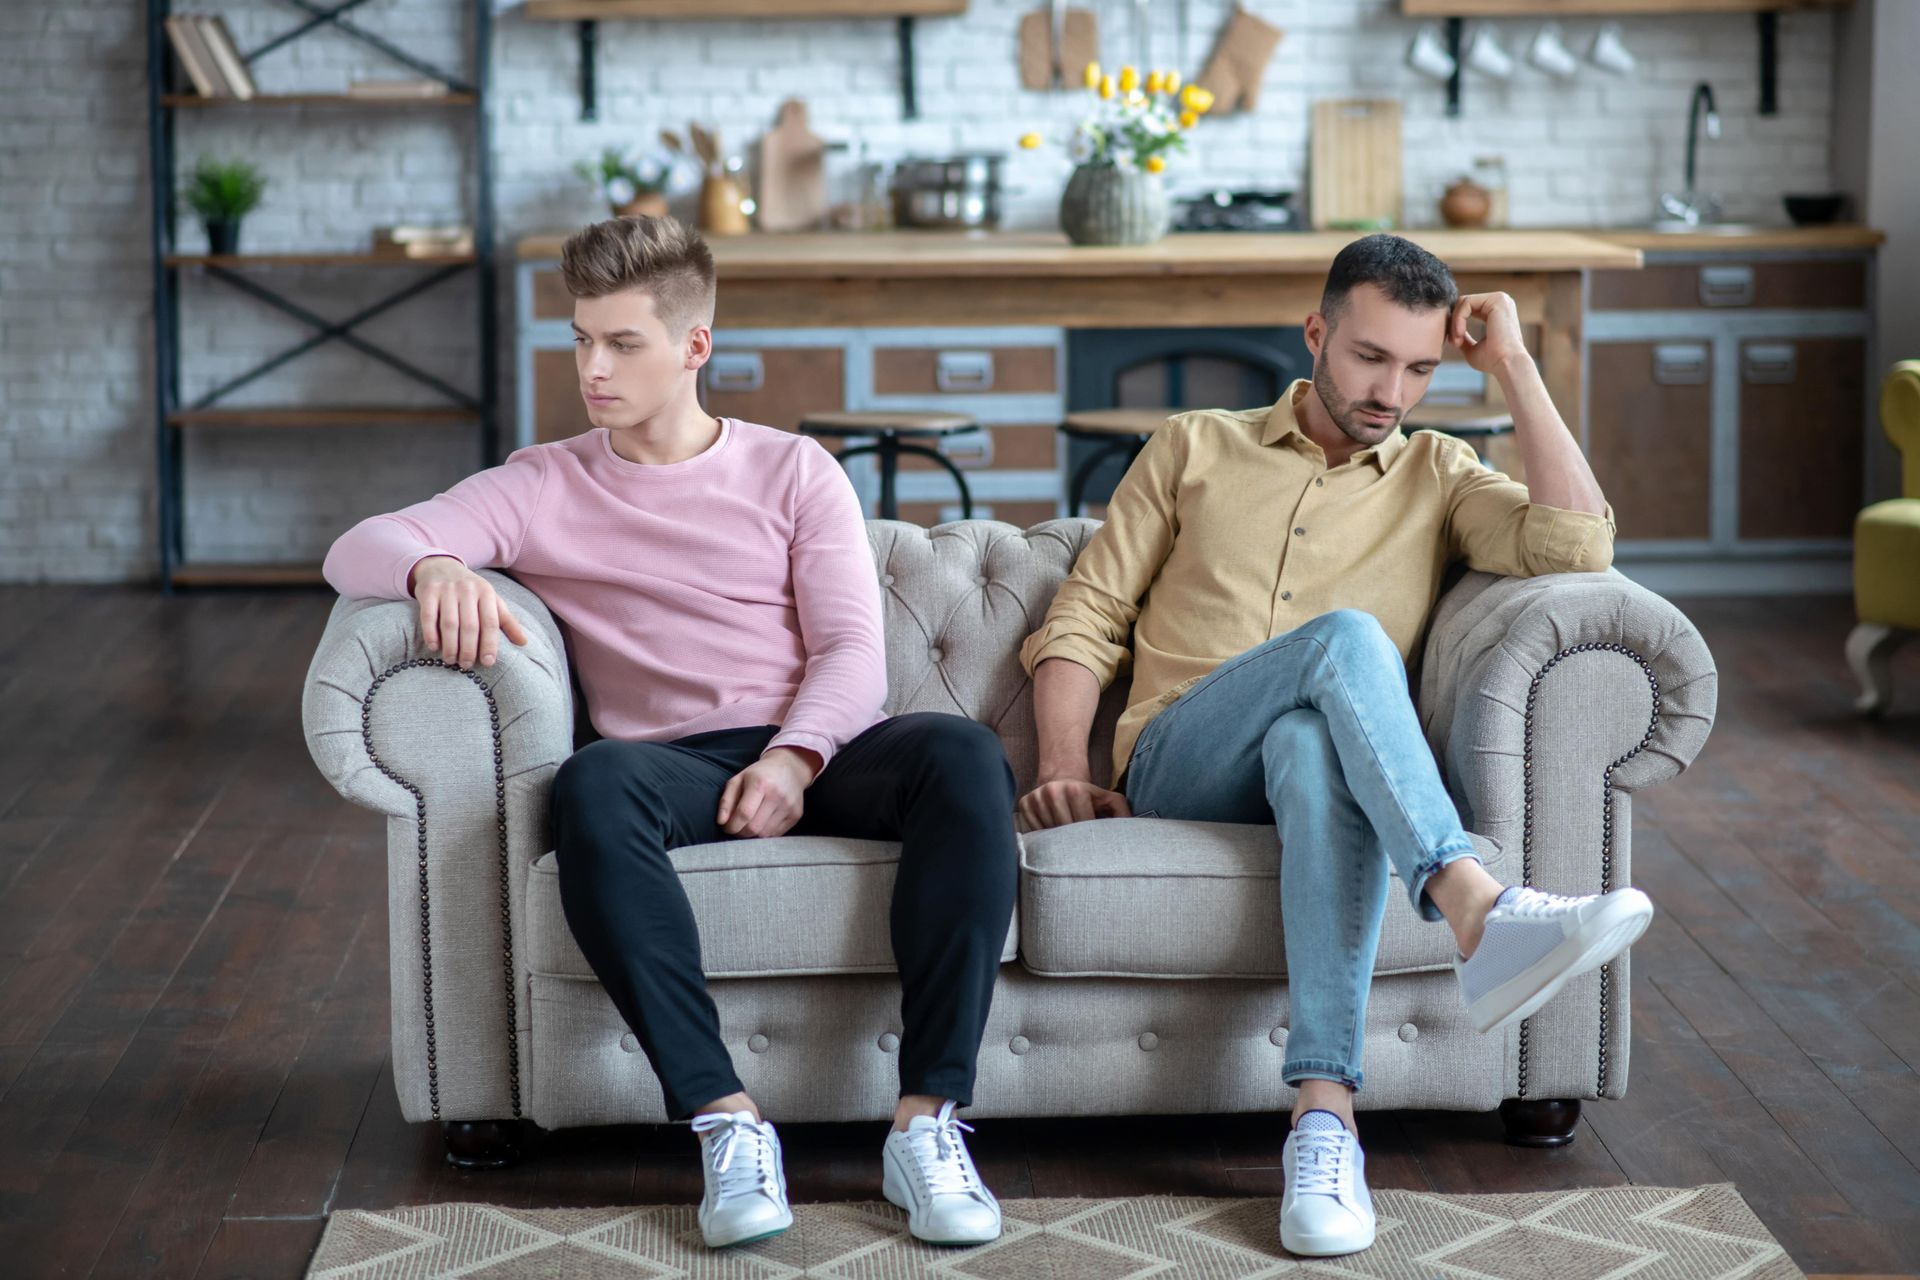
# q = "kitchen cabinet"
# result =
<box><xmin>1585</xmin><ymin>249</ymin><xmax>1875</xmax><ymax>589</ymax></box>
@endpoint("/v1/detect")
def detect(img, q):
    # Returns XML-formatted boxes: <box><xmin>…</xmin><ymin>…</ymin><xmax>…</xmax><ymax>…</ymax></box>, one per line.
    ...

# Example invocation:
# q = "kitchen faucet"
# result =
<box><xmin>1659</xmin><ymin>82</ymin><xmax>1722</xmax><ymax>226</ymax></box>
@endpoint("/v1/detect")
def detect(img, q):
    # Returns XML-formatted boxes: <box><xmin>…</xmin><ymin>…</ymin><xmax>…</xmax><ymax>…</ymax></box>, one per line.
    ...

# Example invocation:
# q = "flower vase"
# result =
<box><xmin>1059</xmin><ymin>163</ymin><xmax>1170</xmax><ymax>247</ymax></box>
<box><xmin>612</xmin><ymin>192</ymin><xmax>670</xmax><ymax>219</ymax></box>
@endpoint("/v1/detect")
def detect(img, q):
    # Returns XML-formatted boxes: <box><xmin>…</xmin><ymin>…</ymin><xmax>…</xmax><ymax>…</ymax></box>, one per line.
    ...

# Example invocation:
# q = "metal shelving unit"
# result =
<box><xmin>145</xmin><ymin>0</ymin><xmax>497</xmax><ymax>589</ymax></box>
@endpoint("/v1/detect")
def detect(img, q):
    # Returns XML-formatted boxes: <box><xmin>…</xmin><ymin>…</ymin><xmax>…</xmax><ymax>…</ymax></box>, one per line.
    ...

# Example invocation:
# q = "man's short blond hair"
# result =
<box><xmin>558</xmin><ymin>215</ymin><xmax>717</xmax><ymax>336</ymax></box>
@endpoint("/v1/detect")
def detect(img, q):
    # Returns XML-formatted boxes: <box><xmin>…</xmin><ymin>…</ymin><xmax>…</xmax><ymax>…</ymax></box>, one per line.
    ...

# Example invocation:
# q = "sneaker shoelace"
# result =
<box><xmin>904</xmin><ymin>1102</ymin><xmax>984</xmax><ymax>1199</ymax></box>
<box><xmin>1495</xmin><ymin>886</ymin><xmax>1585</xmax><ymax>921</ymax></box>
<box><xmin>1290</xmin><ymin>1131</ymin><xmax>1352</xmax><ymax>1198</ymax></box>
<box><xmin>692</xmin><ymin>1113</ymin><xmax>779</xmax><ymax>1202</ymax></box>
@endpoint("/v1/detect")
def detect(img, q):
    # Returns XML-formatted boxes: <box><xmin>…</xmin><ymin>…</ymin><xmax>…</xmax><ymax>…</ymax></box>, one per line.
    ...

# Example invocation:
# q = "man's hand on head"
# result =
<box><xmin>717</xmin><ymin>747</ymin><xmax>819</xmax><ymax>840</ymax></box>
<box><xmin>1446</xmin><ymin>291</ymin><xmax>1532</xmax><ymax>380</ymax></box>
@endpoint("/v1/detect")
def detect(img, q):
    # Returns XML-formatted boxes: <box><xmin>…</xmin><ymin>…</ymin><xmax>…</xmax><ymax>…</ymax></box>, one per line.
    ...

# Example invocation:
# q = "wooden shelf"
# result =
<box><xmin>1401</xmin><ymin>0</ymin><xmax>1845</xmax><ymax>13</ymax></box>
<box><xmin>169</xmin><ymin>562</ymin><xmax>328</xmax><ymax>586</ymax></box>
<box><xmin>161</xmin><ymin>93</ymin><xmax>475</xmax><ymax>108</ymax></box>
<box><xmin>168</xmin><ymin>407</ymin><xmax>478</xmax><ymax>428</ymax></box>
<box><xmin>524</xmin><ymin>0</ymin><xmax>963</xmax><ymax>16</ymax></box>
<box><xmin>165</xmin><ymin>252</ymin><xmax>477</xmax><ymax>268</ymax></box>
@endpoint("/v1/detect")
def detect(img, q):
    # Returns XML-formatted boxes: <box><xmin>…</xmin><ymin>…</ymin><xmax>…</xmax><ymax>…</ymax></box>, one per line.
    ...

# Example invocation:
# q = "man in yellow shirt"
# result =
<box><xmin>1015</xmin><ymin>234</ymin><xmax>1654</xmax><ymax>1258</ymax></box>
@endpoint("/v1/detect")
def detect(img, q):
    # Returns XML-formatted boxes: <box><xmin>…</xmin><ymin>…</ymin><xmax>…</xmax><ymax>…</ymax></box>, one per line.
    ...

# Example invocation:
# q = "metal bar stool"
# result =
<box><xmin>1059</xmin><ymin>409</ymin><xmax>1174</xmax><ymax>515</ymax></box>
<box><xmin>799</xmin><ymin>411</ymin><xmax>978</xmax><ymax>521</ymax></box>
<box><xmin>1401</xmin><ymin>402</ymin><xmax>1515</xmax><ymax>464</ymax></box>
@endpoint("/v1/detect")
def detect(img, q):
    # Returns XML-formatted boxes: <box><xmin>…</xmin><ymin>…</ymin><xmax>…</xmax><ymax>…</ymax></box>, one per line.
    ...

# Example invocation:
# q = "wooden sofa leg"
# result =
<box><xmin>1846</xmin><ymin>622</ymin><xmax>1901</xmax><ymax>716</ymax></box>
<box><xmin>1499</xmin><ymin>1098</ymin><xmax>1580</xmax><ymax>1148</ymax></box>
<box><xmin>444</xmin><ymin>1119</ymin><xmax>524</xmax><ymax>1169</ymax></box>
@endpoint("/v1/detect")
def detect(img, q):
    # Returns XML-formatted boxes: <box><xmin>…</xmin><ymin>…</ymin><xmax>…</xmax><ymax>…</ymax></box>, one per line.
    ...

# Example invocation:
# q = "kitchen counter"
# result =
<box><xmin>517</xmin><ymin>229</ymin><xmax>1644</xmax><ymax>275</ymax></box>
<box><xmin>1586</xmin><ymin>224</ymin><xmax>1884</xmax><ymax>253</ymax></box>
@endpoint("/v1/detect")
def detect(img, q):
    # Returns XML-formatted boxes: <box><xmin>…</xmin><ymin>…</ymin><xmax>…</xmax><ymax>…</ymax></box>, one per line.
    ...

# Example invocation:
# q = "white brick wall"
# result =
<box><xmin>1</xmin><ymin>0</ymin><xmax>1836</xmax><ymax>581</ymax></box>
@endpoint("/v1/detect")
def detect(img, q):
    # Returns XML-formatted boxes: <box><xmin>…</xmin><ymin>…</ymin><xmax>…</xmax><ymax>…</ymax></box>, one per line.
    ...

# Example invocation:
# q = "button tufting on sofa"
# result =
<box><xmin>619</xmin><ymin>1033</ymin><xmax>640</xmax><ymax>1053</ymax></box>
<box><xmin>878</xmin><ymin>1032</ymin><xmax>900</xmax><ymax>1053</ymax></box>
<box><xmin>1137</xmin><ymin>1032</ymin><xmax>1159</xmax><ymax>1051</ymax></box>
<box><xmin>1270</xmin><ymin>1026</ymin><xmax>1288</xmax><ymax>1047</ymax></box>
<box><xmin>1399</xmin><ymin>1022</ymin><xmax>1419</xmax><ymax>1043</ymax></box>
<box><xmin>1009</xmin><ymin>1035</ymin><xmax>1031</xmax><ymax>1055</ymax></box>
<box><xmin>748</xmin><ymin>1033</ymin><xmax>770</xmax><ymax>1054</ymax></box>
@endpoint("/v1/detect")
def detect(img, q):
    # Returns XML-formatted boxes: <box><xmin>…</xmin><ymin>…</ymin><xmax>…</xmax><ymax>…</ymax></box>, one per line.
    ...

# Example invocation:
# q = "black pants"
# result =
<box><xmin>551</xmin><ymin>712</ymin><xmax>1019</xmax><ymax>1120</ymax></box>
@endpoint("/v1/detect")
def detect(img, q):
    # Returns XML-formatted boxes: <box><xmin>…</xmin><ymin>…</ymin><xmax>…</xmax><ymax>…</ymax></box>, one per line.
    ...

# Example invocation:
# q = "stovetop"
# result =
<box><xmin>1174</xmin><ymin>189</ymin><xmax>1302</xmax><ymax>233</ymax></box>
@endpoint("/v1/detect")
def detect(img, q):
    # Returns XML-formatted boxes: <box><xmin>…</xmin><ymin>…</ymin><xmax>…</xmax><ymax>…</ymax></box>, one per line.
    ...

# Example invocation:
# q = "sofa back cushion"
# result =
<box><xmin>867</xmin><ymin>519</ymin><xmax>1128</xmax><ymax>793</ymax></box>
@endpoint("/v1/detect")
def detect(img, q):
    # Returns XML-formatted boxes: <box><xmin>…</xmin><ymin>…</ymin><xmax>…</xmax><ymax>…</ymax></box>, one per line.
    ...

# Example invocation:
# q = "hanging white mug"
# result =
<box><xmin>1406</xmin><ymin>23</ymin><xmax>1457</xmax><ymax>82</ymax></box>
<box><xmin>1527</xmin><ymin>23</ymin><xmax>1579</xmax><ymax>78</ymax></box>
<box><xmin>1464</xmin><ymin>25</ymin><xmax>1515</xmax><ymax>80</ymax></box>
<box><xmin>1588</xmin><ymin>23</ymin><xmax>1636</xmax><ymax>76</ymax></box>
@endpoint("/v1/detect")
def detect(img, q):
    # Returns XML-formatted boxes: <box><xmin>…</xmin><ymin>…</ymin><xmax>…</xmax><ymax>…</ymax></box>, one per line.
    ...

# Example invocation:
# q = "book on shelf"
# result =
<box><xmin>372</xmin><ymin>225</ymin><xmax>475</xmax><ymax>258</ymax></box>
<box><xmin>347</xmin><ymin>79</ymin><xmax>453</xmax><ymax>99</ymax></box>
<box><xmin>162</xmin><ymin>14</ymin><xmax>223</xmax><ymax>97</ymax></box>
<box><xmin>196</xmin><ymin>15</ymin><xmax>257</xmax><ymax>100</ymax></box>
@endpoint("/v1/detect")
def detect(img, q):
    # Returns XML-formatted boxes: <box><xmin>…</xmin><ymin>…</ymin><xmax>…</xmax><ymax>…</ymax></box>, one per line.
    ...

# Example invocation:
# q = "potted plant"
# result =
<box><xmin>183</xmin><ymin>157</ymin><xmax>266</xmax><ymax>256</ymax></box>
<box><xmin>576</xmin><ymin>146</ymin><xmax>676</xmax><ymax>219</ymax></box>
<box><xmin>1020</xmin><ymin>63</ymin><xmax>1214</xmax><ymax>246</ymax></box>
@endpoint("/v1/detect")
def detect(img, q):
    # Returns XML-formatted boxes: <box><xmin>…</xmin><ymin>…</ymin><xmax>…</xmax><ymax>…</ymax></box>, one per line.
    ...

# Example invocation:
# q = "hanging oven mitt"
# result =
<box><xmin>1195</xmin><ymin>5</ymin><xmax>1284</xmax><ymax>113</ymax></box>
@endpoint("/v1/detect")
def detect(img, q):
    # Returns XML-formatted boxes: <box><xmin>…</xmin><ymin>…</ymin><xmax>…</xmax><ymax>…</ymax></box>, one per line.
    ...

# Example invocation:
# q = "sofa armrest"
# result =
<box><xmin>300</xmin><ymin>569</ymin><xmax>576</xmax><ymax>1123</ymax></box>
<box><xmin>1417</xmin><ymin>567</ymin><xmax>1716</xmax><ymax>1102</ymax></box>
<box><xmin>1419</xmin><ymin>567</ymin><xmax>1717</xmax><ymax>859</ymax></box>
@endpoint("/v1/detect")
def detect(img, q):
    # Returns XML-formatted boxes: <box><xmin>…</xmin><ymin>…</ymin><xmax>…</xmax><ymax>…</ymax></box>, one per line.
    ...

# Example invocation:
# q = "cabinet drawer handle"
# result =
<box><xmin>1741</xmin><ymin>343</ymin><xmax>1797</xmax><ymax>384</ymax></box>
<box><xmin>706</xmin><ymin>352</ymin><xmax>764</xmax><ymax>393</ymax></box>
<box><xmin>1698</xmin><ymin>266</ymin><xmax>1754</xmax><ymax>307</ymax></box>
<box><xmin>1652</xmin><ymin>342</ymin><xmax>1710</xmax><ymax>385</ymax></box>
<box><xmin>935</xmin><ymin>351</ymin><xmax>995</xmax><ymax>392</ymax></box>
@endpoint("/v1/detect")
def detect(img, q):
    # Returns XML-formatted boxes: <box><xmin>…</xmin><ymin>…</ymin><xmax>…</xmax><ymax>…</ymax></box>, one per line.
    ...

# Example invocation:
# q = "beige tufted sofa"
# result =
<box><xmin>302</xmin><ymin>518</ymin><xmax>1717</xmax><ymax>1164</ymax></box>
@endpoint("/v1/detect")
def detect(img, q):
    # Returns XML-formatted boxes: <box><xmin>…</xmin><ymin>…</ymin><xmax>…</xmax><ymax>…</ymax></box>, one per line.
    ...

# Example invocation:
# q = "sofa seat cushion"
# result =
<box><xmin>527</xmin><ymin>839</ymin><xmax>1020</xmax><ymax>981</ymax></box>
<box><xmin>1017</xmin><ymin>817</ymin><xmax>1503</xmax><ymax>979</ymax></box>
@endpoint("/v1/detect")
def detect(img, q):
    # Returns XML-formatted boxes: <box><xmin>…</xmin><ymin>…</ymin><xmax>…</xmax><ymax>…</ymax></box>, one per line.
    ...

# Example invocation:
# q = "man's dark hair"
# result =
<box><xmin>1318</xmin><ymin>233</ymin><xmax>1458</xmax><ymax>327</ymax></box>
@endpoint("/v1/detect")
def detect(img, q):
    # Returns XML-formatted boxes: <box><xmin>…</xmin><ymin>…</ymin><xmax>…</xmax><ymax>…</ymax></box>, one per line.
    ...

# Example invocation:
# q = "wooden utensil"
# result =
<box><xmin>755</xmin><ymin>99</ymin><xmax>828</xmax><ymax>233</ymax></box>
<box><xmin>1018</xmin><ymin>7</ymin><xmax>1098</xmax><ymax>91</ymax></box>
<box><xmin>1309</xmin><ymin>98</ymin><xmax>1402</xmax><ymax>230</ymax></box>
<box><xmin>688</xmin><ymin>122</ymin><xmax>720</xmax><ymax>173</ymax></box>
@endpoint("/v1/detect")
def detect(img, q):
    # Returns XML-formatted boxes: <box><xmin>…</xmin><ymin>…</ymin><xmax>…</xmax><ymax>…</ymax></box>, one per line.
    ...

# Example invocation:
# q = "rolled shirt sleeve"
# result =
<box><xmin>1019</xmin><ymin>419</ymin><xmax>1185</xmax><ymax>689</ymax></box>
<box><xmin>1439</xmin><ymin>436</ymin><xmax>1616</xmax><ymax>577</ymax></box>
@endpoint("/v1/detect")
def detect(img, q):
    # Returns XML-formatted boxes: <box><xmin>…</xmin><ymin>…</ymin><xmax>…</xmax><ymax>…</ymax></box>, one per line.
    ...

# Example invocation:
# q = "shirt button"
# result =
<box><xmin>1281</xmin><ymin>591</ymin><xmax>1292</xmax><ymax>601</ymax></box>
<box><xmin>1315</xmin><ymin>478</ymin><xmax>1324</xmax><ymax>487</ymax></box>
<box><xmin>1294</xmin><ymin>527</ymin><xmax>1306</xmax><ymax>536</ymax></box>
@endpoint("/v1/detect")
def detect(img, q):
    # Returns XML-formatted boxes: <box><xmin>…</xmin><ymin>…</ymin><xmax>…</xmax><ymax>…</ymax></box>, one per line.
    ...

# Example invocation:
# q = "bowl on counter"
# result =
<box><xmin>1783</xmin><ymin>193</ymin><xmax>1847</xmax><ymax>226</ymax></box>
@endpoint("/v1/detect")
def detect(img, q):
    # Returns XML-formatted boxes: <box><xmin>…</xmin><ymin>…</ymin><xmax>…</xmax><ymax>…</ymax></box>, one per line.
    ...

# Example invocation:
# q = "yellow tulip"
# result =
<box><xmin>1018</xmin><ymin>131</ymin><xmax>1043</xmax><ymax>150</ymax></box>
<box><xmin>1083</xmin><ymin>61</ymin><xmax>1102</xmax><ymax>89</ymax></box>
<box><xmin>1118</xmin><ymin>65</ymin><xmax>1139</xmax><ymax>93</ymax></box>
<box><xmin>1099</xmin><ymin>73</ymin><xmax>1116</xmax><ymax>100</ymax></box>
<box><xmin>1178</xmin><ymin>109</ymin><xmax>1198</xmax><ymax>129</ymax></box>
<box><xmin>1146</xmin><ymin>70</ymin><xmax>1165</xmax><ymax>94</ymax></box>
<box><xmin>1165</xmin><ymin>70</ymin><xmax>1182</xmax><ymax>93</ymax></box>
<box><xmin>1144</xmin><ymin>154</ymin><xmax>1167</xmax><ymax>174</ymax></box>
<box><xmin>1180</xmin><ymin>84</ymin><xmax>1214</xmax><ymax>114</ymax></box>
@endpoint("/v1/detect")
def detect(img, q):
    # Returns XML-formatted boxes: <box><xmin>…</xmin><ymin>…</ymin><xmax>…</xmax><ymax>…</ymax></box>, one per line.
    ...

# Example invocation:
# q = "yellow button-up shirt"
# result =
<box><xmin>1019</xmin><ymin>379</ymin><xmax>1616</xmax><ymax>784</ymax></box>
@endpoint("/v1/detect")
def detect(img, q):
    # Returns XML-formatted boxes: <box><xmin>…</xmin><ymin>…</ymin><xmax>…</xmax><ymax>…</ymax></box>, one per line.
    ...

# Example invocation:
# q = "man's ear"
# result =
<box><xmin>684</xmin><ymin>323</ymin><xmax>714</xmax><ymax>372</ymax></box>
<box><xmin>1304</xmin><ymin>311</ymin><xmax>1327</xmax><ymax>360</ymax></box>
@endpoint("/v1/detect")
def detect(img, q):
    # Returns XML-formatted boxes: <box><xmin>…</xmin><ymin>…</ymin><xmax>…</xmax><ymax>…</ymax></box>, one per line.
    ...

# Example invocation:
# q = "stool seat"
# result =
<box><xmin>798</xmin><ymin>411</ymin><xmax>979</xmax><ymax>438</ymax></box>
<box><xmin>1062</xmin><ymin>408</ymin><xmax>1175</xmax><ymax>437</ymax></box>
<box><xmin>1402</xmin><ymin>403</ymin><xmax>1515</xmax><ymax>436</ymax></box>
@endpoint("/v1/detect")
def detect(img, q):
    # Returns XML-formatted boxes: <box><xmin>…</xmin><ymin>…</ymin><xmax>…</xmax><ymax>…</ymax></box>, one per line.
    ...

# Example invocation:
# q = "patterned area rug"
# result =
<box><xmin>306</xmin><ymin>1185</ymin><xmax>1802</xmax><ymax>1278</ymax></box>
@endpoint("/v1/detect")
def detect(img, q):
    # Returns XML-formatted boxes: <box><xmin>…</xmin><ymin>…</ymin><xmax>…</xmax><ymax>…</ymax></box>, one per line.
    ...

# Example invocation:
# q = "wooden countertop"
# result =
<box><xmin>1586</xmin><ymin>224</ymin><xmax>1885</xmax><ymax>252</ymax></box>
<box><xmin>516</xmin><ymin>229</ymin><xmax>1644</xmax><ymax>275</ymax></box>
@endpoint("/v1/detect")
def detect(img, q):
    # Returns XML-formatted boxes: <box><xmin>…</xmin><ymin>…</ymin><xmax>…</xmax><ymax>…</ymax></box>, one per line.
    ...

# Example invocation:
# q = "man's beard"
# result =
<box><xmin>1312</xmin><ymin>356</ymin><xmax>1402</xmax><ymax>445</ymax></box>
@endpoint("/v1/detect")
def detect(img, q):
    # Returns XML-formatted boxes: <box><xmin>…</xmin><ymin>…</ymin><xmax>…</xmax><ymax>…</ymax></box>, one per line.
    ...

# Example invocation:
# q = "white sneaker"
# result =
<box><xmin>690</xmin><ymin>1110</ymin><xmax>793</xmax><ymax>1249</ymax></box>
<box><xmin>1455</xmin><ymin>885</ymin><xmax>1654</xmax><ymax>1033</ymax></box>
<box><xmin>881</xmin><ymin>1101</ymin><xmax>1002</xmax><ymax>1246</ymax></box>
<box><xmin>1279</xmin><ymin>1111</ymin><xmax>1375</xmax><ymax>1256</ymax></box>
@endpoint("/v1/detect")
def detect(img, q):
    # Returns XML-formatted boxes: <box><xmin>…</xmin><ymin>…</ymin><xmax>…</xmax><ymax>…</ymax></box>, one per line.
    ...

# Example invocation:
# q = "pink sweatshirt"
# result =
<box><xmin>321</xmin><ymin>420</ymin><xmax>887</xmax><ymax>769</ymax></box>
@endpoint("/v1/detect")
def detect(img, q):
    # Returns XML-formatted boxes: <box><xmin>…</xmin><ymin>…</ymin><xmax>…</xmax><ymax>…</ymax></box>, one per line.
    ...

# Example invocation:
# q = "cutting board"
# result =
<box><xmin>1309</xmin><ymin>98</ymin><xmax>1402</xmax><ymax>230</ymax></box>
<box><xmin>755</xmin><ymin>99</ymin><xmax>827</xmax><ymax>233</ymax></box>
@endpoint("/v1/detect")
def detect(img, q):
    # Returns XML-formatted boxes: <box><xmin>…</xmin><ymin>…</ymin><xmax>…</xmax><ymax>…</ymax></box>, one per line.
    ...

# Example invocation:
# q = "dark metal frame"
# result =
<box><xmin>146</xmin><ymin>0</ymin><xmax>498</xmax><ymax>590</ymax></box>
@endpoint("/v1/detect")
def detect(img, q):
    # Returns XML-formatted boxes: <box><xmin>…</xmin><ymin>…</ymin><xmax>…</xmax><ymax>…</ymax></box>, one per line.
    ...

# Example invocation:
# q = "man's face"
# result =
<box><xmin>1304</xmin><ymin>283</ymin><xmax>1447</xmax><ymax>447</ymax></box>
<box><xmin>572</xmin><ymin>288</ymin><xmax>709</xmax><ymax>426</ymax></box>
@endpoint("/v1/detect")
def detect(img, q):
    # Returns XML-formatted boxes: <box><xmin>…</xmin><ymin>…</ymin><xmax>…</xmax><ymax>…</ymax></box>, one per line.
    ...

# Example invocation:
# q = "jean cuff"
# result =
<box><xmin>1283</xmin><ymin>1059</ymin><xmax>1363</xmax><ymax>1091</ymax></box>
<box><xmin>1407</xmin><ymin>842</ymin><xmax>1481</xmax><ymax>923</ymax></box>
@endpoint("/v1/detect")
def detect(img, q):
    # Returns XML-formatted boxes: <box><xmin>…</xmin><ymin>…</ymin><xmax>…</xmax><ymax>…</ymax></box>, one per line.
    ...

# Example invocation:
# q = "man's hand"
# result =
<box><xmin>1017</xmin><ymin>775</ymin><xmax>1132</xmax><ymax>833</ymax></box>
<box><xmin>1446</xmin><ymin>291</ymin><xmax>1530</xmax><ymax>378</ymax></box>
<box><xmin>411</xmin><ymin>555</ymin><xmax>531</xmax><ymax>669</ymax></box>
<box><xmin>718</xmin><ymin>747</ymin><xmax>818</xmax><ymax>840</ymax></box>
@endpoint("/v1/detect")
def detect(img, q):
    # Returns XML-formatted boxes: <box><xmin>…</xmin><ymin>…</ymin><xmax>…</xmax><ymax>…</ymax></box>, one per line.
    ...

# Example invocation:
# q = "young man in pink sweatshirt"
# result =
<box><xmin>323</xmin><ymin>216</ymin><xmax>1013</xmax><ymax>1250</ymax></box>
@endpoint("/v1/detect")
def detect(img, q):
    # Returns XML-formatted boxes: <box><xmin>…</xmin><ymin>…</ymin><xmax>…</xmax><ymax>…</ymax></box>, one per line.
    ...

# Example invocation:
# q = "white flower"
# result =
<box><xmin>1068</xmin><ymin>130</ymin><xmax>1098</xmax><ymax>164</ymax></box>
<box><xmin>1113</xmin><ymin>150</ymin><xmax>1137</xmax><ymax>172</ymax></box>
<box><xmin>606</xmin><ymin>176</ymin><xmax>637</xmax><ymax>204</ymax></box>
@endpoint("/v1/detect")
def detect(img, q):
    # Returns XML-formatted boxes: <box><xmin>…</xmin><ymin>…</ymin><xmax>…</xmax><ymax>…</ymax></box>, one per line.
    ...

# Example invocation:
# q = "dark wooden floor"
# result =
<box><xmin>0</xmin><ymin>585</ymin><xmax>1916</xmax><ymax>1279</ymax></box>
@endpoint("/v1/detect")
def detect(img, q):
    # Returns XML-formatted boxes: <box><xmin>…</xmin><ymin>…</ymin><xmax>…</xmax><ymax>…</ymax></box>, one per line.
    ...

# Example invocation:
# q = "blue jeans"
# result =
<box><xmin>1122</xmin><ymin>609</ymin><xmax>1480</xmax><ymax>1092</ymax></box>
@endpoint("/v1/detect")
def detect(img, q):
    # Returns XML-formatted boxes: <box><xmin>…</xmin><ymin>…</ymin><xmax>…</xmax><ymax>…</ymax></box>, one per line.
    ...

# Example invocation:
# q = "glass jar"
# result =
<box><xmin>1472</xmin><ymin>154</ymin><xmax>1509</xmax><ymax>228</ymax></box>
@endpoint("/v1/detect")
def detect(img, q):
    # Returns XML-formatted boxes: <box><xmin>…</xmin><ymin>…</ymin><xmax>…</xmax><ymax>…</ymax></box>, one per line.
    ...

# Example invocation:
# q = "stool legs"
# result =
<box><xmin>1066</xmin><ymin>436</ymin><xmax>1149</xmax><ymax>516</ymax></box>
<box><xmin>895</xmin><ymin>443</ymin><xmax>974</xmax><ymax>519</ymax></box>
<box><xmin>833</xmin><ymin>435</ymin><xmax>973</xmax><ymax>521</ymax></box>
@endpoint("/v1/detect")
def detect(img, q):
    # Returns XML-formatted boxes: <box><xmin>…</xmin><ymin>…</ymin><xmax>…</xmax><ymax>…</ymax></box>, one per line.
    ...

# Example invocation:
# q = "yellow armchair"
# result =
<box><xmin>1848</xmin><ymin>361</ymin><xmax>1920</xmax><ymax>713</ymax></box>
